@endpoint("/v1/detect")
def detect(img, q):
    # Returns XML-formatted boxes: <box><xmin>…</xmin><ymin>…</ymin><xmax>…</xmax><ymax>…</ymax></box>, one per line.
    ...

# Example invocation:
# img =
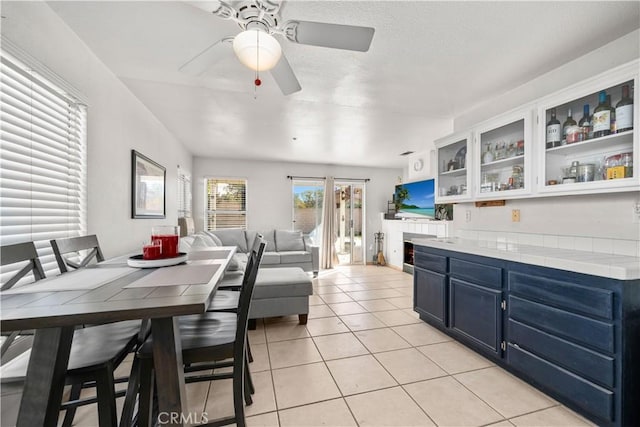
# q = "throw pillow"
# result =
<box><xmin>203</xmin><ymin>231</ymin><xmax>223</xmax><ymax>247</ymax></box>
<box><xmin>275</xmin><ymin>230</ymin><xmax>305</xmax><ymax>252</ymax></box>
<box><xmin>195</xmin><ymin>232</ymin><xmax>217</xmax><ymax>247</ymax></box>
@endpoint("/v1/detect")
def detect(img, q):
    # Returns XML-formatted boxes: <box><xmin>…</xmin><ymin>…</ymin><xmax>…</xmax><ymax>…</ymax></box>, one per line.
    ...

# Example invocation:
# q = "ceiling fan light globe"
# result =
<box><xmin>233</xmin><ymin>30</ymin><xmax>282</xmax><ymax>71</ymax></box>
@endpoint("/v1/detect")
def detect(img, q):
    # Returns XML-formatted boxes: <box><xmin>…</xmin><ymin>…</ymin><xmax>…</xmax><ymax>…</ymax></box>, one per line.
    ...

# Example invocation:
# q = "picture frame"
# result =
<box><xmin>131</xmin><ymin>150</ymin><xmax>166</xmax><ymax>219</ymax></box>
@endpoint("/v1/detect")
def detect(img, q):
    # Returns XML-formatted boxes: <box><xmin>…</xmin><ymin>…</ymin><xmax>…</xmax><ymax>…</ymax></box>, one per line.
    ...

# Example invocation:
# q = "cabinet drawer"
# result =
<box><xmin>414</xmin><ymin>266</ymin><xmax>447</xmax><ymax>327</ymax></box>
<box><xmin>509</xmin><ymin>319</ymin><xmax>615</xmax><ymax>388</ymax></box>
<box><xmin>508</xmin><ymin>343</ymin><xmax>614</xmax><ymax>423</ymax></box>
<box><xmin>509</xmin><ymin>296</ymin><xmax>614</xmax><ymax>354</ymax></box>
<box><xmin>414</xmin><ymin>251</ymin><xmax>447</xmax><ymax>274</ymax></box>
<box><xmin>450</xmin><ymin>278</ymin><xmax>502</xmax><ymax>355</ymax></box>
<box><xmin>451</xmin><ymin>258</ymin><xmax>502</xmax><ymax>290</ymax></box>
<box><xmin>509</xmin><ymin>271</ymin><xmax>614</xmax><ymax>320</ymax></box>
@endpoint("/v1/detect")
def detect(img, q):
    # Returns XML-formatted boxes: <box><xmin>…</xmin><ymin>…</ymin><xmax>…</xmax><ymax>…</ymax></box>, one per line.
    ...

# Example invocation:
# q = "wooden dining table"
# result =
<box><xmin>0</xmin><ymin>246</ymin><xmax>236</xmax><ymax>427</ymax></box>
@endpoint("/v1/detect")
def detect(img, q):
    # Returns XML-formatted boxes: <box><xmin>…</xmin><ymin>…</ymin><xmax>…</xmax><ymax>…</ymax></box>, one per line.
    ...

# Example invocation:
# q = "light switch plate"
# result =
<box><xmin>512</xmin><ymin>209</ymin><xmax>521</xmax><ymax>222</ymax></box>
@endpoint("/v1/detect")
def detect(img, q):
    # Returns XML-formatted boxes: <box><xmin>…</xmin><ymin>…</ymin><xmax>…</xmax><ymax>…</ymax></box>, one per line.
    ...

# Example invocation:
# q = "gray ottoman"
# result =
<box><xmin>249</xmin><ymin>267</ymin><xmax>313</xmax><ymax>327</ymax></box>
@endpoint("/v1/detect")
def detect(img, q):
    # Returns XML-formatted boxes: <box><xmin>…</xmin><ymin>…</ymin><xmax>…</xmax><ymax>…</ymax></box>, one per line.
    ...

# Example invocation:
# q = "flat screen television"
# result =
<box><xmin>394</xmin><ymin>179</ymin><xmax>435</xmax><ymax>219</ymax></box>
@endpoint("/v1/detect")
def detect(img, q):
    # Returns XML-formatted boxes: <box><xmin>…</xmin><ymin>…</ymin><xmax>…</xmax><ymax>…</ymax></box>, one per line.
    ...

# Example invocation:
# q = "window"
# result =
<box><xmin>177</xmin><ymin>167</ymin><xmax>191</xmax><ymax>218</ymax></box>
<box><xmin>292</xmin><ymin>180</ymin><xmax>324</xmax><ymax>237</ymax></box>
<box><xmin>205</xmin><ymin>178</ymin><xmax>247</xmax><ymax>230</ymax></box>
<box><xmin>0</xmin><ymin>50</ymin><xmax>87</xmax><ymax>277</ymax></box>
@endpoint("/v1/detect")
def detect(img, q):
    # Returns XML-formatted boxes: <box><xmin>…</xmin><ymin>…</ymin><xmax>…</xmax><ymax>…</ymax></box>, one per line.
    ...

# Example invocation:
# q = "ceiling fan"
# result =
<box><xmin>181</xmin><ymin>0</ymin><xmax>375</xmax><ymax>95</ymax></box>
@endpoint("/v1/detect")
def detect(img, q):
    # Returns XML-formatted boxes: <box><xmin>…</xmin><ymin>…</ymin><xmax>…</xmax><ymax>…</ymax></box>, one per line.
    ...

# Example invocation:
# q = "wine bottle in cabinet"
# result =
<box><xmin>616</xmin><ymin>84</ymin><xmax>633</xmax><ymax>133</ymax></box>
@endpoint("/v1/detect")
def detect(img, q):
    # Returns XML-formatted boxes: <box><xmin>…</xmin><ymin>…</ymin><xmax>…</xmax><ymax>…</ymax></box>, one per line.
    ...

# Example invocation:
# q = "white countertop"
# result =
<box><xmin>412</xmin><ymin>237</ymin><xmax>640</xmax><ymax>281</ymax></box>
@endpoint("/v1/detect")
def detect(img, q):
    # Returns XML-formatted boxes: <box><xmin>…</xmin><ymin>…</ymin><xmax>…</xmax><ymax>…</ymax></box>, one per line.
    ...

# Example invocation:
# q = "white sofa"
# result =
<box><xmin>180</xmin><ymin>229</ymin><xmax>319</xmax><ymax>276</ymax></box>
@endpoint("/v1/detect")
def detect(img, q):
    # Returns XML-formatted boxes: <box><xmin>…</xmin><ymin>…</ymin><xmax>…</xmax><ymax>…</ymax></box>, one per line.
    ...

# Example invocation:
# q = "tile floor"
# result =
<box><xmin>0</xmin><ymin>265</ymin><xmax>596</xmax><ymax>427</ymax></box>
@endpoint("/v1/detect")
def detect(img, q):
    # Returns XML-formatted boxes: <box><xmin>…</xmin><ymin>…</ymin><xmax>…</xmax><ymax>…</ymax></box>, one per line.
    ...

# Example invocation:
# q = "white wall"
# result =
<box><xmin>446</xmin><ymin>30</ymin><xmax>640</xmax><ymax>240</ymax></box>
<box><xmin>1</xmin><ymin>2</ymin><xmax>193</xmax><ymax>257</ymax></box>
<box><xmin>193</xmin><ymin>157</ymin><xmax>401</xmax><ymax>262</ymax></box>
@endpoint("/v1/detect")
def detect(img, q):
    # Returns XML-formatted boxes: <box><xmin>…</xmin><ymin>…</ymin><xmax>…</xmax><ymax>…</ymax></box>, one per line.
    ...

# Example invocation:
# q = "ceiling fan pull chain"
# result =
<box><xmin>254</xmin><ymin>29</ymin><xmax>262</xmax><ymax>98</ymax></box>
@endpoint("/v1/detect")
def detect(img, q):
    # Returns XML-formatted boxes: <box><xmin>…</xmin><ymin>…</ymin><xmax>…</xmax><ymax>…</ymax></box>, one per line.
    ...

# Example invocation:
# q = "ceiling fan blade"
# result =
<box><xmin>179</xmin><ymin>37</ymin><xmax>233</xmax><ymax>76</ymax></box>
<box><xmin>270</xmin><ymin>53</ymin><xmax>301</xmax><ymax>95</ymax></box>
<box><xmin>286</xmin><ymin>20</ymin><xmax>375</xmax><ymax>52</ymax></box>
<box><xmin>184</xmin><ymin>1</ymin><xmax>222</xmax><ymax>14</ymax></box>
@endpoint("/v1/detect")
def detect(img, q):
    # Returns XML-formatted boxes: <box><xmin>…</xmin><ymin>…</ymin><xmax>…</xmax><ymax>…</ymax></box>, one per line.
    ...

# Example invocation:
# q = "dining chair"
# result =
<box><xmin>130</xmin><ymin>237</ymin><xmax>266</xmax><ymax>427</ymax></box>
<box><xmin>50</xmin><ymin>234</ymin><xmax>105</xmax><ymax>273</ymax></box>
<box><xmin>0</xmin><ymin>242</ymin><xmax>45</xmax><ymax>363</ymax></box>
<box><xmin>0</xmin><ymin>239</ymin><xmax>145</xmax><ymax>427</ymax></box>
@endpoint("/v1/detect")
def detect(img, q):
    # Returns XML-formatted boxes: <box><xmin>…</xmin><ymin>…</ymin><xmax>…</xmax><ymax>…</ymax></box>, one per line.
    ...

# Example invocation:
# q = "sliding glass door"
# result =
<box><xmin>335</xmin><ymin>182</ymin><xmax>365</xmax><ymax>265</ymax></box>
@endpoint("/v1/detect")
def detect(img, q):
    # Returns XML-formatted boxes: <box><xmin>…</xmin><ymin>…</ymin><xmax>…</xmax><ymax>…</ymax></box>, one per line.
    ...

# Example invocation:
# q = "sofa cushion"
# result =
<box><xmin>275</xmin><ymin>230</ymin><xmax>305</xmax><ymax>252</ymax></box>
<box><xmin>260</xmin><ymin>230</ymin><xmax>276</xmax><ymax>252</ymax></box>
<box><xmin>210</xmin><ymin>229</ymin><xmax>248</xmax><ymax>253</ymax></box>
<box><xmin>195</xmin><ymin>232</ymin><xmax>218</xmax><ymax>247</ymax></box>
<box><xmin>253</xmin><ymin>267</ymin><xmax>313</xmax><ymax>299</ymax></box>
<box><xmin>261</xmin><ymin>252</ymin><xmax>281</xmax><ymax>265</ymax></box>
<box><xmin>203</xmin><ymin>231</ymin><xmax>223</xmax><ymax>247</ymax></box>
<box><xmin>191</xmin><ymin>235</ymin><xmax>213</xmax><ymax>249</ymax></box>
<box><xmin>279</xmin><ymin>251</ymin><xmax>312</xmax><ymax>264</ymax></box>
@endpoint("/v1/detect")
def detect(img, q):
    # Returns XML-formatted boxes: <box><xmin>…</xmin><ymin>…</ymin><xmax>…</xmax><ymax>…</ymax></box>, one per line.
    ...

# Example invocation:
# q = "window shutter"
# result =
<box><xmin>205</xmin><ymin>178</ymin><xmax>247</xmax><ymax>230</ymax></box>
<box><xmin>0</xmin><ymin>53</ymin><xmax>87</xmax><ymax>279</ymax></box>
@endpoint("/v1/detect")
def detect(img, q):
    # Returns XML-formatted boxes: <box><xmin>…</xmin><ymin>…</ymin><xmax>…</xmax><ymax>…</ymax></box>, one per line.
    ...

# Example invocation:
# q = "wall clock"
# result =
<box><xmin>413</xmin><ymin>159</ymin><xmax>424</xmax><ymax>172</ymax></box>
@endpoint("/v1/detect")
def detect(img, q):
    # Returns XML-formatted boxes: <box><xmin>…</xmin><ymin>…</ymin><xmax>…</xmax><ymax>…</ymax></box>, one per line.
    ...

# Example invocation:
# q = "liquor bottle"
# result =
<box><xmin>546</xmin><ymin>108</ymin><xmax>561</xmax><ymax>148</ymax></box>
<box><xmin>562</xmin><ymin>108</ymin><xmax>579</xmax><ymax>144</ymax></box>
<box><xmin>616</xmin><ymin>84</ymin><xmax>634</xmax><ymax>133</ymax></box>
<box><xmin>592</xmin><ymin>91</ymin><xmax>611</xmax><ymax>138</ymax></box>
<box><xmin>577</xmin><ymin>104</ymin><xmax>590</xmax><ymax>141</ymax></box>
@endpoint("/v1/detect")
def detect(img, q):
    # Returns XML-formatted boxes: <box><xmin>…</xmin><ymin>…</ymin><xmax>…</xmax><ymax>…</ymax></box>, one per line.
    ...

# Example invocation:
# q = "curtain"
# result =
<box><xmin>320</xmin><ymin>176</ymin><xmax>335</xmax><ymax>269</ymax></box>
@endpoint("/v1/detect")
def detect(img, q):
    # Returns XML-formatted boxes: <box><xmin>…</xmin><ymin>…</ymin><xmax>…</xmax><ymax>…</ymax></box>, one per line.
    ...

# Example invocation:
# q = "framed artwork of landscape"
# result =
<box><xmin>131</xmin><ymin>150</ymin><xmax>166</xmax><ymax>219</ymax></box>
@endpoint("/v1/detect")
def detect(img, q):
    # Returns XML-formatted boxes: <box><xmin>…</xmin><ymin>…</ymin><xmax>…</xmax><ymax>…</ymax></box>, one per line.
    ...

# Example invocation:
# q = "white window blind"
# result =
<box><xmin>177</xmin><ymin>167</ymin><xmax>192</xmax><ymax>218</ymax></box>
<box><xmin>205</xmin><ymin>178</ymin><xmax>247</xmax><ymax>230</ymax></box>
<box><xmin>0</xmin><ymin>52</ymin><xmax>87</xmax><ymax>278</ymax></box>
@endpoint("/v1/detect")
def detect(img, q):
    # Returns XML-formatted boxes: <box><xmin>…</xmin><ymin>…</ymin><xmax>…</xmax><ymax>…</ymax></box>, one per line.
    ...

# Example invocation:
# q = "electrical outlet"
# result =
<box><xmin>512</xmin><ymin>209</ymin><xmax>521</xmax><ymax>222</ymax></box>
<box><xmin>465</xmin><ymin>210</ymin><xmax>471</xmax><ymax>222</ymax></box>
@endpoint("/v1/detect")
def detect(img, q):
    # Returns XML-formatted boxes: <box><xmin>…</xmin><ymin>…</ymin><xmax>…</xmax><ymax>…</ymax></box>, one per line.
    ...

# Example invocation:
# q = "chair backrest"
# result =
<box><xmin>1</xmin><ymin>242</ymin><xmax>46</xmax><ymax>291</ymax></box>
<box><xmin>234</xmin><ymin>237</ymin><xmax>266</xmax><ymax>354</ymax></box>
<box><xmin>50</xmin><ymin>235</ymin><xmax>105</xmax><ymax>273</ymax></box>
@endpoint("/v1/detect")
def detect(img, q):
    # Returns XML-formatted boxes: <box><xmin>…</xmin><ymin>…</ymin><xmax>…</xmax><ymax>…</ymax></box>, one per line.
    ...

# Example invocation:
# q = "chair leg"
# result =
<box><xmin>94</xmin><ymin>367</ymin><xmax>117</xmax><ymax>427</ymax></box>
<box><xmin>247</xmin><ymin>339</ymin><xmax>253</xmax><ymax>363</ymax></box>
<box><xmin>234</xmin><ymin>356</ymin><xmax>246</xmax><ymax>427</ymax></box>
<box><xmin>245</xmin><ymin>352</ymin><xmax>254</xmax><ymax>396</ymax></box>
<box><xmin>138</xmin><ymin>358</ymin><xmax>155</xmax><ymax>427</ymax></box>
<box><xmin>61</xmin><ymin>382</ymin><xmax>82</xmax><ymax>427</ymax></box>
<box><xmin>119</xmin><ymin>357</ymin><xmax>141</xmax><ymax>427</ymax></box>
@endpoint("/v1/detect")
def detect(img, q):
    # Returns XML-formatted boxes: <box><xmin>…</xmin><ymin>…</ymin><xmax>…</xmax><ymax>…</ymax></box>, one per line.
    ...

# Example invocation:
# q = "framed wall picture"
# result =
<box><xmin>131</xmin><ymin>150</ymin><xmax>166</xmax><ymax>218</ymax></box>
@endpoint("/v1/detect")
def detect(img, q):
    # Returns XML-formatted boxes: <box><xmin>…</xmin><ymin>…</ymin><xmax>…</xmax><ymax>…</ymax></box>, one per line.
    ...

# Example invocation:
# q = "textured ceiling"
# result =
<box><xmin>47</xmin><ymin>1</ymin><xmax>640</xmax><ymax>168</ymax></box>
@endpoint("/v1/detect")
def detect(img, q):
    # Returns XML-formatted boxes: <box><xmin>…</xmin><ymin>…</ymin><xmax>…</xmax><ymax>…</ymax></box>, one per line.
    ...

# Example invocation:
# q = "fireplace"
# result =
<box><xmin>403</xmin><ymin>240</ymin><xmax>414</xmax><ymax>274</ymax></box>
<box><xmin>402</xmin><ymin>232</ymin><xmax>437</xmax><ymax>274</ymax></box>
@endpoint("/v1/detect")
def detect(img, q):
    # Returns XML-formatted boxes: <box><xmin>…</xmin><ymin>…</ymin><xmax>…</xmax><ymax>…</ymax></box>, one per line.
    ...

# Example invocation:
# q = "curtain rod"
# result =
<box><xmin>287</xmin><ymin>175</ymin><xmax>370</xmax><ymax>182</ymax></box>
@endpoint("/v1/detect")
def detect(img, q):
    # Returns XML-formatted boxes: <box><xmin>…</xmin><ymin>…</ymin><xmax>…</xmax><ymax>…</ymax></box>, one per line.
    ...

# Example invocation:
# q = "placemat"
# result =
<box><xmin>123</xmin><ymin>263</ymin><xmax>221</xmax><ymax>288</ymax></box>
<box><xmin>4</xmin><ymin>267</ymin><xmax>136</xmax><ymax>294</ymax></box>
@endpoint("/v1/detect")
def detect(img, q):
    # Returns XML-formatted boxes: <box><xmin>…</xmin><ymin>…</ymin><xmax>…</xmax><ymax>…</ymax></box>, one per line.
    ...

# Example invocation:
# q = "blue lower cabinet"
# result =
<box><xmin>508</xmin><ymin>343</ymin><xmax>614</xmax><ymax>423</ymax></box>
<box><xmin>449</xmin><ymin>278</ymin><xmax>502</xmax><ymax>355</ymax></box>
<box><xmin>414</xmin><ymin>266</ymin><xmax>447</xmax><ymax>327</ymax></box>
<box><xmin>412</xmin><ymin>244</ymin><xmax>640</xmax><ymax>427</ymax></box>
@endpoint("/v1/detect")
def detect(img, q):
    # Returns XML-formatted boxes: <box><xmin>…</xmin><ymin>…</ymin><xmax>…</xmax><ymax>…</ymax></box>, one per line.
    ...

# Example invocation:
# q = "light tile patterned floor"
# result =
<box><xmin>0</xmin><ymin>265</ymin><xmax>597</xmax><ymax>427</ymax></box>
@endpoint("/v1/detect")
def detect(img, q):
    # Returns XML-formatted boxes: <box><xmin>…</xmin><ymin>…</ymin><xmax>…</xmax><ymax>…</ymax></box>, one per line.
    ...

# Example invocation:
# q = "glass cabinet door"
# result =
<box><xmin>435</xmin><ymin>133</ymin><xmax>471</xmax><ymax>203</ymax></box>
<box><xmin>538</xmin><ymin>72</ymin><xmax>637</xmax><ymax>194</ymax></box>
<box><xmin>475</xmin><ymin>109</ymin><xmax>532</xmax><ymax>199</ymax></box>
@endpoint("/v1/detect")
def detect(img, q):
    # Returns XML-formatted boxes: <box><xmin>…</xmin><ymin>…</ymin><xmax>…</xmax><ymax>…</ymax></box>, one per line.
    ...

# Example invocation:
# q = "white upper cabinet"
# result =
<box><xmin>433</xmin><ymin>59</ymin><xmax>638</xmax><ymax>202</ymax></box>
<box><xmin>434</xmin><ymin>132</ymin><xmax>472</xmax><ymax>203</ymax></box>
<box><xmin>473</xmin><ymin>107</ymin><xmax>533</xmax><ymax>199</ymax></box>
<box><xmin>536</xmin><ymin>61</ymin><xmax>638</xmax><ymax>195</ymax></box>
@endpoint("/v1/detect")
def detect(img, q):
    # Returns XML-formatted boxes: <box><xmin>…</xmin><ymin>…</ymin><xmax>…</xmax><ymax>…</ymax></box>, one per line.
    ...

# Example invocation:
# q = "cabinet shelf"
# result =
<box><xmin>545</xmin><ymin>131</ymin><xmax>633</xmax><ymax>156</ymax></box>
<box><xmin>440</xmin><ymin>167</ymin><xmax>467</xmax><ymax>177</ymax></box>
<box><xmin>481</xmin><ymin>155</ymin><xmax>525</xmax><ymax>169</ymax></box>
